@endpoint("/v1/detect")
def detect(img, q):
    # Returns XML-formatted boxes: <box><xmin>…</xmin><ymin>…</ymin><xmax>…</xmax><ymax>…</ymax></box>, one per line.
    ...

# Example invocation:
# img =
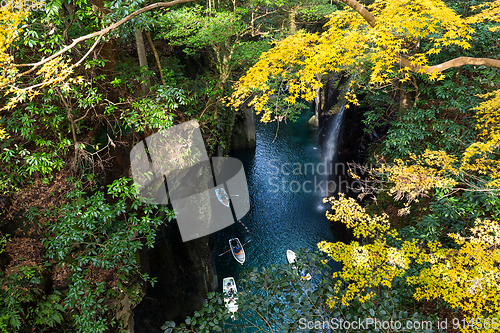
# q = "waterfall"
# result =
<box><xmin>323</xmin><ymin>103</ymin><xmax>346</xmax><ymax>167</ymax></box>
<box><xmin>322</xmin><ymin>102</ymin><xmax>347</xmax><ymax>197</ymax></box>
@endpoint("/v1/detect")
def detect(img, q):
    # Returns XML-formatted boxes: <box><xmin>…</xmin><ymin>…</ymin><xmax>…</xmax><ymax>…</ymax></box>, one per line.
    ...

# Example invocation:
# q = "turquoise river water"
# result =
<box><xmin>214</xmin><ymin>109</ymin><xmax>339</xmax><ymax>287</ymax></box>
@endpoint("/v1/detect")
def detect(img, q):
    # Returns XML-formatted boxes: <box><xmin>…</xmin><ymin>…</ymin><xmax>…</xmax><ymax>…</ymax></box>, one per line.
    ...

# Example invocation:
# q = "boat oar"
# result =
<box><xmin>219</xmin><ymin>248</ymin><xmax>232</xmax><ymax>256</ymax></box>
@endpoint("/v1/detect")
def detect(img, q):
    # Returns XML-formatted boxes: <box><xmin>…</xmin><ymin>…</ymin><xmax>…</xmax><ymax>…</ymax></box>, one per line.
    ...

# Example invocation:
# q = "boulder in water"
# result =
<box><xmin>308</xmin><ymin>115</ymin><xmax>318</xmax><ymax>127</ymax></box>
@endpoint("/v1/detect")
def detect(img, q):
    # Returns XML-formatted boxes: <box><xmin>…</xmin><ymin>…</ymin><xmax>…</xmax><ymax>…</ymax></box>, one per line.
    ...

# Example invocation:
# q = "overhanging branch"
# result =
<box><xmin>400</xmin><ymin>56</ymin><xmax>500</xmax><ymax>73</ymax></box>
<box><xmin>15</xmin><ymin>0</ymin><xmax>194</xmax><ymax>77</ymax></box>
<box><xmin>339</xmin><ymin>0</ymin><xmax>376</xmax><ymax>27</ymax></box>
<box><xmin>337</xmin><ymin>0</ymin><xmax>500</xmax><ymax>74</ymax></box>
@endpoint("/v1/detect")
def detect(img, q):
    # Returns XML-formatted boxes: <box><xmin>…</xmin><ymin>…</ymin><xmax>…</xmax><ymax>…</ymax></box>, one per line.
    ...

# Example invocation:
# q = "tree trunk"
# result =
<box><xmin>145</xmin><ymin>31</ymin><xmax>166</xmax><ymax>86</ymax></box>
<box><xmin>210</xmin><ymin>41</ymin><xmax>234</xmax><ymax>119</ymax></box>
<box><xmin>399</xmin><ymin>82</ymin><xmax>412</xmax><ymax>111</ymax></box>
<box><xmin>56</xmin><ymin>88</ymin><xmax>79</xmax><ymax>169</ymax></box>
<box><xmin>289</xmin><ymin>8</ymin><xmax>297</xmax><ymax>33</ymax></box>
<box><xmin>251</xmin><ymin>9</ymin><xmax>255</xmax><ymax>36</ymax></box>
<box><xmin>314</xmin><ymin>73</ymin><xmax>321</xmax><ymax>128</ymax></box>
<box><xmin>135</xmin><ymin>27</ymin><xmax>150</xmax><ymax>95</ymax></box>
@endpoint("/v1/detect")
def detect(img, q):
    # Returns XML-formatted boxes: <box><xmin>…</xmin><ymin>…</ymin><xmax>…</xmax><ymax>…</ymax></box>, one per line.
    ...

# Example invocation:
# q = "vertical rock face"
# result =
<box><xmin>317</xmin><ymin>73</ymin><xmax>358</xmax><ymax>242</ymax></box>
<box><xmin>133</xmin><ymin>222</ymin><xmax>217</xmax><ymax>333</ymax></box>
<box><xmin>231</xmin><ymin>104</ymin><xmax>256</xmax><ymax>150</ymax></box>
<box><xmin>128</xmin><ymin>118</ymin><xmax>221</xmax><ymax>332</ymax></box>
<box><xmin>317</xmin><ymin>73</ymin><xmax>350</xmax><ymax>149</ymax></box>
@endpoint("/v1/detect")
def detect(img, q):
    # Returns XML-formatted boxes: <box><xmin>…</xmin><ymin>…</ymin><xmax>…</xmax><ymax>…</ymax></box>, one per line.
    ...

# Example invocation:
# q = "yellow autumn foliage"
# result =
<box><xmin>0</xmin><ymin>1</ymin><xmax>30</xmax><ymax>138</ymax></box>
<box><xmin>377</xmin><ymin>158</ymin><xmax>457</xmax><ymax>212</ymax></box>
<box><xmin>323</xmin><ymin>193</ymin><xmax>393</xmax><ymax>239</ymax></box>
<box><xmin>320</xmin><ymin>196</ymin><xmax>500</xmax><ymax>330</ymax></box>
<box><xmin>318</xmin><ymin>194</ymin><xmax>410</xmax><ymax>306</ymax></box>
<box><xmin>0</xmin><ymin>1</ymin><xmax>29</xmax><ymax>67</ymax></box>
<box><xmin>475</xmin><ymin>89</ymin><xmax>500</xmax><ymax>140</ymax></box>
<box><xmin>409</xmin><ymin>219</ymin><xmax>500</xmax><ymax>332</ymax></box>
<box><xmin>287</xmin><ymin>1</ymin><xmax>500</xmax><ymax>328</ymax></box>
<box><xmin>319</xmin><ymin>239</ymin><xmax>409</xmax><ymax>306</ymax></box>
<box><xmin>0</xmin><ymin>118</ymin><xmax>8</xmax><ymax>140</ymax></box>
<box><xmin>3</xmin><ymin>56</ymin><xmax>81</xmax><ymax>111</ymax></box>
<box><xmin>370</xmin><ymin>143</ymin><xmax>499</xmax><ymax>213</ymax></box>
<box><xmin>229</xmin><ymin>0</ymin><xmax>488</xmax><ymax>122</ymax></box>
<box><xmin>0</xmin><ymin>2</ymin><xmax>84</xmax><ymax>117</ymax></box>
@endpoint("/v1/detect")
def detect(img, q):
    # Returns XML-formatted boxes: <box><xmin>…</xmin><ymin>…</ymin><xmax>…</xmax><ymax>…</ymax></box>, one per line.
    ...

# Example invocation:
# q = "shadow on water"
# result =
<box><xmin>133</xmin><ymin>105</ymin><xmax>349</xmax><ymax>332</ymax></box>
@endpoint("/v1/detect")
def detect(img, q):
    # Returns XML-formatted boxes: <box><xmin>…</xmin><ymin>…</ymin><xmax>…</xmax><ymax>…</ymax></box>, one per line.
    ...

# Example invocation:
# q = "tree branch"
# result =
<box><xmin>339</xmin><ymin>0</ymin><xmax>376</xmax><ymax>27</ymax></box>
<box><xmin>73</xmin><ymin>34</ymin><xmax>103</xmax><ymax>68</ymax></box>
<box><xmin>400</xmin><ymin>56</ymin><xmax>500</xmax><ymax>74</ymax></box>
<box><xmin>14</xmin><ymin>0</ymin><xmax>194</xmax><ymax>75</ymax></box>
<box><xmin>337</xmin><ymin>0</ymin><xmax>500</xmax><ymax>73</ymax></box>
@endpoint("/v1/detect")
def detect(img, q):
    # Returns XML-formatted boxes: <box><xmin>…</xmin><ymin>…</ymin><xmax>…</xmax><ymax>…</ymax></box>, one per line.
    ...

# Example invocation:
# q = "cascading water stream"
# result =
<box><xmin>322</xmin><ymin>102</ymin><xmax>347</xmax><ymax>197</ymax></box>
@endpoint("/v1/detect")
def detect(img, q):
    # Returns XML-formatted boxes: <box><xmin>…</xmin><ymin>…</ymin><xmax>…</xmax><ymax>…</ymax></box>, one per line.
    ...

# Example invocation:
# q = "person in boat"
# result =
<box><xmin>230</xmin><ymin>238</ymin><xmax>242</xmax><ymax>255</ymax></box>
<box><xmin>231</xmin><ymin>239</ymin><xmax>239</xmax><ymax>249</ymax></box>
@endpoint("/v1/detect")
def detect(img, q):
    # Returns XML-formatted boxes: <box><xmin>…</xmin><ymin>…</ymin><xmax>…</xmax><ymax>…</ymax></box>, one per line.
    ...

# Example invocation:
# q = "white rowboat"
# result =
<box><xmin>223</xmin><ymin>277</ymin><xmax>238</xmax><ymax>317</ymax></box>
<box><xmin>229</xmin><ymin>238</ymin><xmax>245</xmax><ymax>265</ymax></box>
<box><xmin>286</xmin><ymin>249</ymin><xmax>312</xmax><ymax>280</ymax></box>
